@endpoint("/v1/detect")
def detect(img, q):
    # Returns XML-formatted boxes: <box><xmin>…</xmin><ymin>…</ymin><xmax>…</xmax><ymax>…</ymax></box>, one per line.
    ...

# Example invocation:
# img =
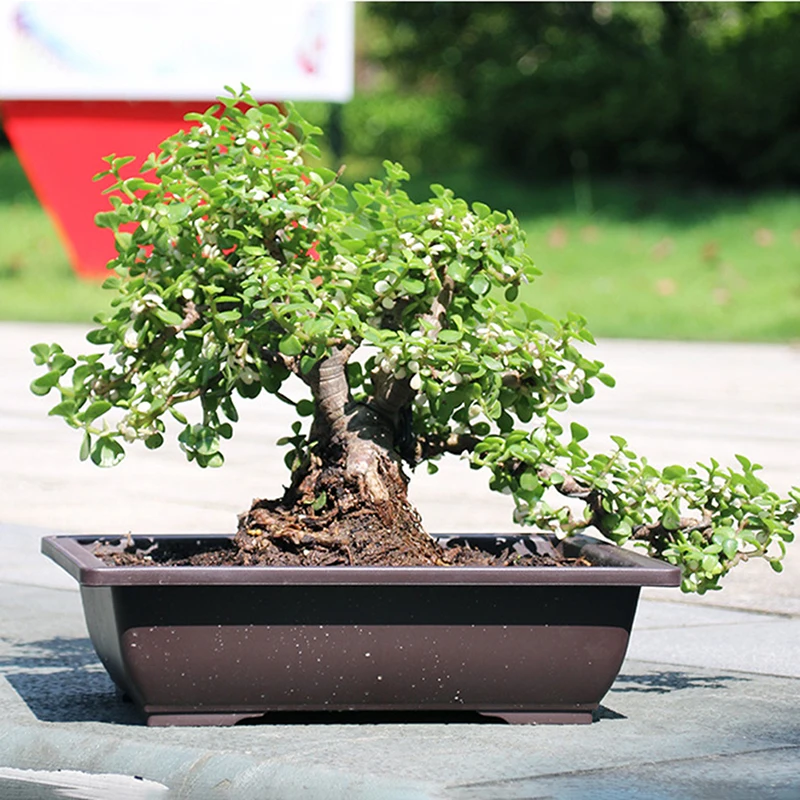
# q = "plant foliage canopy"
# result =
<box><xmin>32</xmin><ymin>88</ymin><xmax>799</xmax><ymax>591</ymax></box>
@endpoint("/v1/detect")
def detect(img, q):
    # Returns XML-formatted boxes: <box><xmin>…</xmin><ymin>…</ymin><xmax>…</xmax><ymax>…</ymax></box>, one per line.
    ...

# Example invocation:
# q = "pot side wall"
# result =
<box><xmin>80</xmin><ymin>583</ymin><xmax>640</xmax><ymax>724</ymax></box>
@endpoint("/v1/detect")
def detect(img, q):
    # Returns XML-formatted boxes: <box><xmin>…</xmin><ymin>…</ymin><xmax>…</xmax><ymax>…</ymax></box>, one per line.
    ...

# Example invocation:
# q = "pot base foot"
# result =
<box><xmin>143</xmin><ymin>709</ymin><xmax>595</xmax><ymax>727</ymax></box>
<box><xmin>146</xmin><ymin>712</ymin><xmax>259</xmax><ymax>727</ymax></box>
<box><xmin>482</xmin><ymin>710</ymin><xmax>593</xmax><ymax>725</ymax></box>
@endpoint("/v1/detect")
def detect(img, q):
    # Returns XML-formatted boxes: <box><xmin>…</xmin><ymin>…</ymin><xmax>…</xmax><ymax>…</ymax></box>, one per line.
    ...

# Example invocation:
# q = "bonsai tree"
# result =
<box><xmin>31</xmin><ymin>88</ymin><xmax>799</xmax><ymax>591</ymax></box>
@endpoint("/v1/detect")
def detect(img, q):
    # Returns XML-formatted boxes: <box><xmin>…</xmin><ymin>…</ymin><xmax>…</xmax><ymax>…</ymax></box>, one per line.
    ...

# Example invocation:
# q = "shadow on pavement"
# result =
<box><xmin>0</xmin><ymin>635</ymin><xmax>141</xmax><ymax>725</ymax></box>
<box><xmin>614</xmin><ymin>669</ymin><xmax>747</xmax><ymax>694</ymax></box>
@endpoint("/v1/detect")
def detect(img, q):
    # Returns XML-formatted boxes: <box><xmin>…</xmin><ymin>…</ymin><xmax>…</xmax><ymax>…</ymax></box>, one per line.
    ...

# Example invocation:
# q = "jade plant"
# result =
<box><xmin>31</xmin><ymin>88</ymin><xmax>799</xmax><ymax>591</ymax></box>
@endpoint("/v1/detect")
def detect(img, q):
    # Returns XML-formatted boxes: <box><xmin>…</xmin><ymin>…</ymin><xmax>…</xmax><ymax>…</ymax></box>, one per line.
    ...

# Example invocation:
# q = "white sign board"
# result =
<box><xmin>0</xmin><ymin>0</ymin><xmax>354</xmax><ymax>101</ymax></box>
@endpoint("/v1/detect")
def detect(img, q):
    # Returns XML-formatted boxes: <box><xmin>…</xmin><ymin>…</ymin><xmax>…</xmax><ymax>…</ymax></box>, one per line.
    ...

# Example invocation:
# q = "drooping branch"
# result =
<box><xmin>630</xmin><ymin>512</ymin><xmax>713</xmax><ymax>544</ymax></box>
<box><xmin>535</xmin><ymin>465</ymin><xmax>712</xmax><ymax>542</ymax></box>
<box><xmin>537</xmin><ymin>465</ymin><xmax>597</xmax><ymax>501</ymax></box>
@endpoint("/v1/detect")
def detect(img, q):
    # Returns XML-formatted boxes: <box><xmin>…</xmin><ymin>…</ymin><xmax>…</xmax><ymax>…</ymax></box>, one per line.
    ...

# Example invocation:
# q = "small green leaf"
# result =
<box><xmin>597</xmin><ymin>373</ymin><xmax>616</xmax><ymax>387</ymax></box>
<box><xmin>613</xmin><ymin>519</ymin><xmax>633</xmax><ymax>539</ymax></box>
<box><xmin>401</xmin><ymin>278</ymin><xmax>426</xmax><ymax>295</ymax></box>
<box><xmin>279</xmin><ymin>335</ymin><xmax>304</xmax><ymax>356</ymax></box>
<box><xmin>198</xmin><ymin>452</ymin><xmax>225</xmax><ymax>468</ymax></box>
<box><xmin>169</xmin><ymin>406</ymin><xmax>188</xmax><ymax>424</ymax></box>
<box><xmin>221</xmin><ymin>396</ymin><xmax>239</xmax><ymax>422</ymax></box>
<box><xmin>30</xmin><ymin>371</ymin><xmax>60</xmax><ymax>396</ymax></box>
<box><xmin>154</xmin><ymin>308</ymin><xmax>183</xmax><ymax>326</ymax></box>
<box><xmin>701</xmin><ymin>554</ymin><xmax>719</xmax><ymax>574</ymax></box>
<box><xmin>472</xmin><ymin>201</ymin><xmax>491</xmax><ymax>219</ymax></box>
<box><xmin>662</xmin><ymin>465</ymin><xmax>686</xmax><ymax>480</ymax></box>
<box><xmin>296</xmin><ymin>399</ymin><xmax>315</xmax><ymax>417</ymax></box>
<box><xmin>520</xmin><ymin>304</ymin><xmax>554</xmax><ymax>325</ymax></box>
<box><xmin>83</xmin><ymin>400</ymin><xmax>112</xmax><ymax>423</ymax></box>
<box><xmin>722</xmin><ymin>538</ymin><xmax>739</xmax><ymax>559</ymax></box>
<box><xmin>48</xmin><ymin>400</ymin><xmax>77</xmax><ymax>418</ymax></box>
<box><xmin>199</xmin><ymin>176</ymin><xmax>219</xmax><ymax>192</ymax></box>
<box><xmin>90</xmin><ymin>437</ymin><xmax>125</xmax><ymax>468</ymax></box>
<box><xmin>237</xmin><ymin>380</ymin><xmax>261</xmax><ymax>398</ymax></box>
<box><xmin>114</xmin><ymin>231</ymin><xmax>133</xmax><ymax>250</ymax></box>
<box><xmin>300</xmin><ymin>355</ymin><xmax>318</xmax><ymax>375</ymax></box>
<box><xmin>311</xmin><ymin>491</ymin><xmax>327</xmax><ymax>511</ymax></box>
<box><xmin>504</xmin><ymin>285</ymin><xmax>519</xmax><ymax>302</ymax></box>
<box><xmin>166</xmin><ymin>203</ymin><xmax>192</xmax><ymax>223</ymax></box>
<box><xmin>86</xmin><ymin>328</ymin><xmax>114</xmax><ymax>345</ymax></box>
<box><xmin>79</xmin><ymin>432</ymin><xmax>91</xmax><ymax>462</ymax></box>
<box><xmin>661</xmin><ymin>505</ymin><xmax>681</xmax><ymax>531</ymax></box>
<box><xmin>570</xmin><ymin>422</ymin><xmax>589</xmax><ymax>442</ymax></box>
<box><xmin>447</xmin><ymin>261</ymin><xmax>469</xmax><ymax>283</ymax></box>
<box><xmin>50</xmin><ymin>353</ymin><xmax>76</xmax><ymax>373</ymax></box>
<box><xmin>31</xmin><ymin>343</ymin><xmax>51</xmax><ymax>365</ymax></box>
<box><xmin>144</xmin><ymin>432</ymin><xmax>164</xmax><ymax>449</ymax></box>
<box><xmin>469</xmin><ymin>274</ymin><xmax>490</xmax><ymax>296</ymax></box>
<box><xmin>194</xmin><ymin>426</ymin><xmax>220</xmax><ymax>456</ymax></box>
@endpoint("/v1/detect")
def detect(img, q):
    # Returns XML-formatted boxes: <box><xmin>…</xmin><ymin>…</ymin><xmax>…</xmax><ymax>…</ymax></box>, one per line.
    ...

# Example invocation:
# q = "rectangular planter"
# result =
<box><xmin>42</xmin><ymin>533</ymin><xmax>680</xmax><ymax>726</ymax></box>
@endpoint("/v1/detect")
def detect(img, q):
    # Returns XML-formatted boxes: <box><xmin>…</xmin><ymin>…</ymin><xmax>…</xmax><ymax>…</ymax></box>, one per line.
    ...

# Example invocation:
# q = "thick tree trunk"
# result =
<box><xmin>236</xmin><ymin>347</ymin><xmax>445</xmax><ymax>565</ymax></box>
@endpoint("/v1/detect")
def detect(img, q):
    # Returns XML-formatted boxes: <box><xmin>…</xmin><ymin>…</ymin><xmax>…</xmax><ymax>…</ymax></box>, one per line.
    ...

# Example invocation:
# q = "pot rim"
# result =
<box><xmin>42</xmin><ymin>532</ymin><xmax>681</xmax><ymax>588</ymax></box>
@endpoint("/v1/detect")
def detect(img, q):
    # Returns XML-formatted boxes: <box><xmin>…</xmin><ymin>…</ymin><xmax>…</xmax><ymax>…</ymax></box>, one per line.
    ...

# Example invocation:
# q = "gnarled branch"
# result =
<box><xmin>370</xmin><ymin>274</ymin><xmax>457</xmax><ymax>423</ymax></box>
<box><xmin>414</xmin><ymin>431</ymin><xmax>481</xmax><ymax>462</ymax></box>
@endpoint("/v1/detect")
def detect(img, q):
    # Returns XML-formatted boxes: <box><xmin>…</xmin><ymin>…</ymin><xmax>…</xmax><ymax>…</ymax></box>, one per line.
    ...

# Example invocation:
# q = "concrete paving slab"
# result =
<box><xmin>0</xmin><ymin>523</ymin><xmax>77</xmax><ymax>592</ymax></box>
<box><xmin>629</xmin><ymin>610</ymin><xmax>800</xmax><ymax>679</ymax></box>
<box><xmin>631</xmin><ymin>597</ymin><xmax>800</xmax><ymax>678</ymax></box>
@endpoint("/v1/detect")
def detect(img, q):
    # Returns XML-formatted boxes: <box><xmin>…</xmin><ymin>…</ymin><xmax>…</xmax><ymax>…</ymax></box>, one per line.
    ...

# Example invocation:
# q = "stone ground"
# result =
<box><xmin>1</xmin><ymin>322</ymin><xmax>799</xmax><ymax>798</ymax></box>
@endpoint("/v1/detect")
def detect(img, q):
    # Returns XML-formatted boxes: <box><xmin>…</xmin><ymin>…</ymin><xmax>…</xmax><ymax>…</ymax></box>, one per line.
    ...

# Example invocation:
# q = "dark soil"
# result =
<box><xmin>94</xmin><ymin>530</ymin><xmax>591</xmax><ymax>568</ymax></box>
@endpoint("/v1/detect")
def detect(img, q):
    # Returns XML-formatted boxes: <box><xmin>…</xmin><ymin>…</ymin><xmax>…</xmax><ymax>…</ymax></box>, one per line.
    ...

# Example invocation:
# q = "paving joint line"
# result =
<box><xmin>444</xmin><ymin>742</ymin><xmax>800</xmax><ymax>792</ymax></box>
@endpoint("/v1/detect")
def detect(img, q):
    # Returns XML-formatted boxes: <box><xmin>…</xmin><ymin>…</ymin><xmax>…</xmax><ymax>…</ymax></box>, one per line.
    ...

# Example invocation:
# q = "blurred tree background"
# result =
<box><xmin>346</xmin><ymin>1</ymin><xmax>800</xmax><ymax>186</ymax></box>
<box><xmin>2</xmin><ymin>1</ymin><xmax>800</xmax><ymax>339</ymax></box>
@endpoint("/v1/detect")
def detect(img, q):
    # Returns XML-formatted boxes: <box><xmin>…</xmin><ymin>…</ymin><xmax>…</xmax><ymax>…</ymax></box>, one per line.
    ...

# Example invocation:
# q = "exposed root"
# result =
<box><xmin>236</xmin><ymin>490</ymin><xmax>448</xmax><ymax>567</ymax></box>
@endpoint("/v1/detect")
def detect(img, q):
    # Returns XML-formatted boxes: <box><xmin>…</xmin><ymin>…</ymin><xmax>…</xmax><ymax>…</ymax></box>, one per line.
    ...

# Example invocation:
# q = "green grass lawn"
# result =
<box><xmin>2</xmin><ymin>148</ymin><xmax>799</xmax><ymax>341</ymax></box>
<box><xmin>408</xmin><ymin>173</ymin><xmax>800</xmax><ymax>342</ymax></box>
<box><xmin>518</xmin><ymin>187</ymin><xmax>800</xmax><ymax>342</ymax></box>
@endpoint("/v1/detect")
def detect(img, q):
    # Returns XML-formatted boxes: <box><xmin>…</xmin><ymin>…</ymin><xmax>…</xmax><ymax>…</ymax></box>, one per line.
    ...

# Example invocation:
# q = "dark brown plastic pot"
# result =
<box><xmin>42</xmin><ymin>533</ymin><xmax>680</xmax><ymax>726</ymax></box>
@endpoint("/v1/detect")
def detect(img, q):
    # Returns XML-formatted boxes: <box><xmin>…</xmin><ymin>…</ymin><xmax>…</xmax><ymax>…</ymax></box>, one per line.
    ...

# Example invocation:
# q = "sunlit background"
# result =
<box><xmin>2</xmin><ymin>1</ymin><xmax>800</xmax><ymax>341</ymax></box>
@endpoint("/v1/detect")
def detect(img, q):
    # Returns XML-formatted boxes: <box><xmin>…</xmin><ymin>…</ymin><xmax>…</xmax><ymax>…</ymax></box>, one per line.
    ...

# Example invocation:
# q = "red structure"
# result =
<box><xmin>2</xmin><ymin>100</ymin><xmax>210</xmax><ymax>279</ymax></box>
